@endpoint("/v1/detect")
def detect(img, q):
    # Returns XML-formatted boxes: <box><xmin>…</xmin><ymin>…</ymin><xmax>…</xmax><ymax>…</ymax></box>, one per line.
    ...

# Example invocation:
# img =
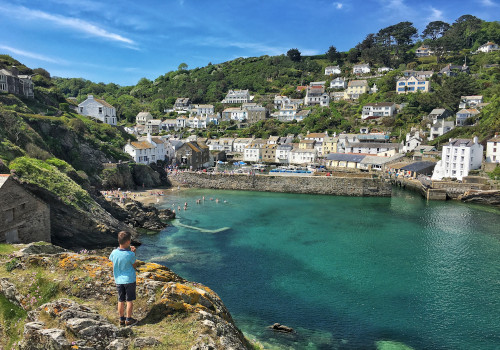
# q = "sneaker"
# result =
<box><xmin>119</xmin><ymin>319</ymin><xmax>126</xmax><ymax>326</ymax></box>
<box><xmin>125</xmin><ymin>318</ymin><xmax>138</xmax><ymax>326</ymax></box>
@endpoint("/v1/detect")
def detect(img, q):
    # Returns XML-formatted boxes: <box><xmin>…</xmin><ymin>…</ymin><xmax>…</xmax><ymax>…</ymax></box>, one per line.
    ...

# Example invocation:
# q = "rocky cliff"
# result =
<box><xmin>0</xmin><ymin>243</ymin><xmax>254</xmax><ymax>350</ymax></box>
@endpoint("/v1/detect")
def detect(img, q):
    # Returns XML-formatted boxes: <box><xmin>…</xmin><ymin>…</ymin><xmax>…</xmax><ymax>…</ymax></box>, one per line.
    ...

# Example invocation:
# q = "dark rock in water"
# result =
<box><xmin>269</xmin><ymin>323</ymin><xmax>295</xmax><ymax>333</ymax></box>
<box><xmin>460</xmin><ymin>190</ymin><xmax>500</xmax><ymax>207</ymax></box>
<box><xmin>122</xmin><ymin>200</ymin><xmax>175</xmax><ymax>231</ymax></box>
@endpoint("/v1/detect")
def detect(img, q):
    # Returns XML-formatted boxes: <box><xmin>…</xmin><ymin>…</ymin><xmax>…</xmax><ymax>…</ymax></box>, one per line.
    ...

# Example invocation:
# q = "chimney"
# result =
<box><xmin>473</xmin><ymin>136</ymin><xmax>478</xmax><ymax>144</ymax></box>
<box><xmin>88</xmin><ymin>95</ymin><xmax>94</xmax><ymax>99</ymax></box>
<box><xmin>147</xmin><ymin>133</ymin><xmax>152</xmax><ymax>144</ymax></box>
<box><xmin>11</xmin><ymin>66</ymin><xmax>19</xmax><ymax>76</ymax></box>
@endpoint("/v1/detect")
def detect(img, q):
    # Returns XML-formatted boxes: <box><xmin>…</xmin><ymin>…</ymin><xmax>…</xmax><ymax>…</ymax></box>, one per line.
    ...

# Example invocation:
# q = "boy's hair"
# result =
<box><xmin>118</xmin><ymin>231</ymin><xmax>131</xmax><ymax>245</ymax></box>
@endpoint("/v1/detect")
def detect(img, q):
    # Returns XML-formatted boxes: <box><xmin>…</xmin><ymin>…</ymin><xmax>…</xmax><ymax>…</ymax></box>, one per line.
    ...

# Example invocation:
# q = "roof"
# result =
<box><xmin>147</xmin><ymin>119</ymin><xmax>162</xmax><ymax>125</ymax></box>
<box><xmin>130</xmin><ymin>141</ymin><xmax>154</xmax><ymax>150</ymax></box>
<box><xmin>348</xmin><ymin>80</ymin><xmax>368</xmax><ymax>87</ymax></box>
<box><xmin>447</xmin><ymin>139</ymin><xmax>476</xmax><ymax>147</ymax></box>
<box><xmin>94</xmin><ymin>98</ymin><xmax>114</xmax><ymax>108</ymax></box>
<box><xmin>364</xmin><ymin>102</ymin><xmax>395</xmax><ymax>107</ymax></box>
<box><xmin>457</xmin><ymin>108</ymin><xmax>480</xmax><ymax>115</ymax></box>
<box><xmin>461</xmin><ymin>95</ymin><xmax>483</xmax><ymax>100</ymax></box>
<box><xmin>480</xmin><ymin>41</ymin><xmax>497</xmax><ymax>46</ymax></box>
<box><xmin>360</xmin><ymin>154</ymin><xmax>404</xmax><ymax>165</ymax></box>
<box><xmin>151</xmin><ymin>137</ymin><xmax>165</xmax><ymax>144</ymax></box>
<box><xmin>277</xmin><ymin>144</ymin><xmax>293</xmax><ymax>150</ymax></box>
<box><xmin>325</xmin><ymin>65</ymin><xmax>340</xmax><ymax>69</ymax></box>
<box><xmin>296</xmin><ymin>110</ymin><xmax>311</xmax><ymax>117</ymax></box>
<box><xmin>194</xmin><ymin>104</ymin><xmax>214</xmax><ymax>108</ymax></box>
<box><xmin>429</xmin><ymin>108</ymin><xmax>449</xmax><ymax>115</ymax></box>
<box><xmin>488</xmin><ymin>136</ymin><xmax>500</xmax><ymax>142</ymax></box>
<box><xmin>400</xmin><ymin>161</ymin><xmax>436</xmax><ymax>172</ymax></box>
<box><xmin>137</xmin><ymin>111</ymin><xmax>153</xmax><ymax>118</ymax></box>
<box><xmin>0</xmin><ymin>174</ymin><xmax>10</xmax><ymax>188</ymax></box>
<box><xmin>300</xmin><ymin>140</ymin><xmax>316</xmax><ymax>144</ymax></box>
<box><xmin>0</xmin><ymin>68</ymin><xmax>15</xmax><ymax>76</ymax></box>
<box><xmin>325</xmin><ymin>153</ymin><xmax>365</xmax><ymax>162</ymax></box>
<box><xmin>305</xmin><ymin>133</ymin><xmax>327</xmax><ymax>138</ymax></box>
<box><xmin>348</xmin><ymin>142</ymin><xmax>401</xmax><ymax>149</ymax></box>
<box><xmin>353</xmin><ymin>63</ymin><xmax>370</xmax><ymax>68</ymax></box>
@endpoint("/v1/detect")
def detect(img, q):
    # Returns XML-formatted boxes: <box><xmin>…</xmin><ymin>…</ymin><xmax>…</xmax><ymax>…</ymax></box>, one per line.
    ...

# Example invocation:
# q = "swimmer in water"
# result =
<box><xmin>210</xmin><ymin>198</ymin><xmax>214</xmax><ymax>201</ymax></box>
<box><xmin>185</xmin><ymin>202</ymin><xmax>188</xmax><ymax>207</ymax></box>
<box><xmin>178</xmin><ymin>206</ymin><xmax>181</xmax><ymax>211</ymax></box>
<box><xmin>216</xmin><ymin>198</ymin><xmax>219</xmax><ymax>203</ymax></box>
<box><xmin>202</xmin><ymin>196</ymin><xmax>205</xmax><ymax>201</ymax></box>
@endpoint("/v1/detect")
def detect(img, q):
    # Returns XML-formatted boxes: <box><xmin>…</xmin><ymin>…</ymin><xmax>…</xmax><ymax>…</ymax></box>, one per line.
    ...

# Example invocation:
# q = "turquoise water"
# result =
<box><xmin>137</xmin><ymin>188</ymin><xmax>500</xmax><ymax>350</ymax></box>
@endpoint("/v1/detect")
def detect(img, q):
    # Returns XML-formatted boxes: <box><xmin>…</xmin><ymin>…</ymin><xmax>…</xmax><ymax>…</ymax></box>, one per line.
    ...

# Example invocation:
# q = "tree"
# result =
<box><xmin>287</xmin><ymin>48</ymin><xmax>301</xmax><ymax>62</ymax></box>
<box><xmin>346</xmin><ymin>48</ymin><xmax>360</xmax><ymax>63</ymax></box>
<box><xmin>326</xmin><ymin>46</ymin><xmax>340</xmax><ymax>62</ymax></box>
<box><xmin>422</xmin><ymin>21</ymin><xmax>451</xmax><ymax>40</ymax></box>
<box><xmin>391</xmin><ymin>21</ymin><xmax>418</xmax><ymax>47</ymax></box>
<box><xmin>178</xmin><ymin>63</ymin><xmax>188</xmax><ymax>71</ymax></box>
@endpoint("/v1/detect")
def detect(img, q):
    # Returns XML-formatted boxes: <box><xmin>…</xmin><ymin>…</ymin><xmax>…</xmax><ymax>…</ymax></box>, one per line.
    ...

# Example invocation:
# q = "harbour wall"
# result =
<box><xmin>171</xmin><ymin>172</ymin><xmax>392</xmax><ymax>197</ymax></box>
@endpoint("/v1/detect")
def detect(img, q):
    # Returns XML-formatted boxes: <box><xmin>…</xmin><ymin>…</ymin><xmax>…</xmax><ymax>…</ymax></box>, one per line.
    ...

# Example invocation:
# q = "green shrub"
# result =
<box><xmin>8</xmin><ymin>157</ymin><xmax>95</xmax><ymax>211</ymax></box>
<box><xmin>0</xmin><ymin>293</ymin><xmax>27</xmax><ymax>347</ymax></box>
<box><xmin>5</xmin><ymin>258</ymin><xmax>19</xmax><ymax>272</ymax></box>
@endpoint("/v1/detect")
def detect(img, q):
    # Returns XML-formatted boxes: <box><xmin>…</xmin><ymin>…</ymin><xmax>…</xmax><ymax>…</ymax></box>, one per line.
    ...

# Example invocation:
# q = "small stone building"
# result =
<box><xmin>0</xmin><ymin>175</ymin><xmax>50</xmax><ymax>244</ymax></box>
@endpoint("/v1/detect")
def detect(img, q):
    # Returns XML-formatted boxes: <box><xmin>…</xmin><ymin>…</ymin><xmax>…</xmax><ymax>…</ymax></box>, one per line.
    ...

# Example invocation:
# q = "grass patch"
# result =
<box><xmin>0</xmin><ymin>293</ymin><xmax>28</xmax><ymax>349</ymax></box>
<box><xmin>0</xmin><ymin>244</ymin><xmax>19</xmax><ymax>255</ymax></box>
<box><xmin>8</xmin><ymin>156</ymin><xmax>96</xmax><ymax>211</ymax></box>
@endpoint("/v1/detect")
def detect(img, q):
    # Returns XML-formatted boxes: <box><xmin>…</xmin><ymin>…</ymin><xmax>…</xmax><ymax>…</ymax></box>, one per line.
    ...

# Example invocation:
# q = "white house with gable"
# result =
<box><xmin>78</xmin><ymin>95</ymin><xmax>117</xmax><ymax>125</ymax></box>
<box><xmin>325</xmin><ymin>66</ymin><xmax>341</xmax><ymax>75</ymax></box>
<box><xmin>486</xmin><ymin>134</ymin><xmax>500</xmax><ymax>163</ymax></box>
<box><xmin>353</xmin><ymin>64</ymin><xmax>370</xmax><ymax>74</ymax></box>
<box><xmin>124</xmin><ymin>134</ymin><xmax>167</xmax><ymax>165</ymax></box>
<box><xmin>432</xmin><ymin>137</ymin><xmax>483</xmax><ymax>181</ymax></box>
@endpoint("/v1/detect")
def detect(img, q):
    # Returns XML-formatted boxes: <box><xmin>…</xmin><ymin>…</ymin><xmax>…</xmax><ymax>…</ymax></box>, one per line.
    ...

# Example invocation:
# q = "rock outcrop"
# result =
<box><xmin>0</xmin><ymin>244</ymin><xmax>254</xmax><ymax>350</ymax></box>
<box><xmin>100</xmin><ymin>162</ymin><xmax>170</xmax><ymax>190</ymax></box>
<box><xmin>103</xmin><ymin>199</ymin><xmax>175</xmax><ymax>231</ymax></box>
<box><xmin>21</xmin><ymin>182</ymin><xmax>136</xmax><ymax>249</ymax></box>
<box><xmin>459</xmin><ymin>190</ymin><xmax>500</xmax><ymax>207</ymax></box>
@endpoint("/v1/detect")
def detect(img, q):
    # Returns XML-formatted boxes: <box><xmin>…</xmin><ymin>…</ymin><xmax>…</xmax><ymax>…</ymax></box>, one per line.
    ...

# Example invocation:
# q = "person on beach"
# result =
<box><xmin>109</xmin><ymin>231</ymin><xmax>138</xmax><ymax>327</ymax></box>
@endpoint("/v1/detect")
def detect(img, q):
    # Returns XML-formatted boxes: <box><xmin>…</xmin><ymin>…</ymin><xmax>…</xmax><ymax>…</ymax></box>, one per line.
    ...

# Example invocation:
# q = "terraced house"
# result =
<box><xmin>0</xmin><ymin>66</ymin><xmax>34</xmax><ymax>98</ymax></box>
<box><xmin>396</xmin><ymin>76</ymin><xmax>430</xmax><ymax>94</ymax></box>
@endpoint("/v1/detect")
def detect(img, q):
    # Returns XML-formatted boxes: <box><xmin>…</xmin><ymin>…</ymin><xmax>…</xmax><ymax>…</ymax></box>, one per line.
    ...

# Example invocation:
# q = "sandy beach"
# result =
<box><xmin>101</xmin><ymin>186</ymin><xmax>186</xmax><ymax>206</ymax></box>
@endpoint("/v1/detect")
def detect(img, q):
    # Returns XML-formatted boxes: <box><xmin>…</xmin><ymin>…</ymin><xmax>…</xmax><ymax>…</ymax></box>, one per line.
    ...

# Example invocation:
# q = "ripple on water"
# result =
<box><xmin>138</xmin><ymin>188</ymin><xmax>500</xmax><ymax>350</ymax></box>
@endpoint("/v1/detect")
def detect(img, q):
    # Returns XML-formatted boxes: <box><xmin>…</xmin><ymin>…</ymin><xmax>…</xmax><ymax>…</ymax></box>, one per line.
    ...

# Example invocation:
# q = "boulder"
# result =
<box><xmin>20</xmin><ymin>243</ymin><xmax>68</xmax><ymax>255</ymax></box>
<box><xmin>269</xmin><ymin>323</ymin><xmax>295</xmax><ymax>333</ymax></box>
<box><xmin>106</xmin><ymin>339</ymin><xmax>129</xmax><ymax>350</ymax></box>
<box><xmin>133</xmin><ymin>337</ymin><xmax>161</xmax><ymax>348</ymax></box>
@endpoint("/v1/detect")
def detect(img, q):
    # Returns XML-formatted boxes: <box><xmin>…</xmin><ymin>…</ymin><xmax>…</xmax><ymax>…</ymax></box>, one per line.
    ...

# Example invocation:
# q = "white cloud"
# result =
<box><xmin>480</xmin><ymin>0</ymin><xmax>496</xmax><ymax>6</ymax></box>
<box><xmin>0</xmin><ymin>45</ymin><xmax>61</xmax><ymax>63</ymax></box>
<box><xmin>334</xmin><ymin>2</ymin><xmax>343</xmax><ymax>9</ymax></box>
<box><xmin>0</xmin><ymin>4</ymin><xmax>136</xmax><ymax>46</ymax></box>
<box><xmin>428</xmin><ymin>7</ymin><xmax>444</xmax><ymax>21</ymax></box>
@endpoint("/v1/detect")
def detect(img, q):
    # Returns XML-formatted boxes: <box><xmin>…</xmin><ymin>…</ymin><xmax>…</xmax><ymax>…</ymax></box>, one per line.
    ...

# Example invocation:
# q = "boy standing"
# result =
<box><xmin>109</xmin><ymin>231</ymin><xmax>138</xmax><ymax>326</ymax></box>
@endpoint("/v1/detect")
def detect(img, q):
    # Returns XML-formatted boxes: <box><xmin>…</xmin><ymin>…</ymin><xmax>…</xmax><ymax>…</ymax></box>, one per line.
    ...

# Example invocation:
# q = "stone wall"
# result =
<box><xmin>0</xmin><ymin>176</ymin><xmax>50</xmax><ymax>244</ymax></box>
<box><xmin>171</xmin><ymin>172</ymin><xmax>392</xmax><ymax>197</ymax></box>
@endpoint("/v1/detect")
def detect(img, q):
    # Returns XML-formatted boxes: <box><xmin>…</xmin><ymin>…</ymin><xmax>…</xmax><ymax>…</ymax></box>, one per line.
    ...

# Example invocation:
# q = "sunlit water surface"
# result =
<box><xmin>137</xmin><ymin>188</ymin><xmax>500</xmax><ymax>350</ymax></box>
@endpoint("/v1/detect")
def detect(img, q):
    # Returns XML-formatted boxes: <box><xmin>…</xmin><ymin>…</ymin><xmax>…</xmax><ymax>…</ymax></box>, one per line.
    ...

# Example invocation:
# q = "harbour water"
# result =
<box><xmin>137</xmin><ymin>188</ymin><xmax>500</xmax><ymax>350</ymax></box>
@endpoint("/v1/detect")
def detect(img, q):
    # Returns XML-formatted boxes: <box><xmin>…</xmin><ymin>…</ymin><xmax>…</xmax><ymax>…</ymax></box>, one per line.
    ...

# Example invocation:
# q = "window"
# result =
<box><xmin>4</xmin><ymin>208</ymin><xmax>14</xmax><ymax>223</ymax></box>
<box><xmin>79</xmin><ymin>107</ymin><xmax>83</xmax><ymax>113</ymax></box>
<box><xmin>0</xmin><ymin>83</ymin><xmax>6</xmax><ymax>91</ymax></box>
<box><xmin>98</xmin><ymin>107</ymin><xmax>103</xmax><ymax>113</ymax></box>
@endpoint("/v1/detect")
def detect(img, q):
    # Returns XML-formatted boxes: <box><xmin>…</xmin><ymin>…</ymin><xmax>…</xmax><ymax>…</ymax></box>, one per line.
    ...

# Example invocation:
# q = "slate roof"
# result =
<box><xmin>325</xmin><ymin>153</ymin><xmax>365</xmax><ymax>162</ymax></box>
<box><xmin>94</xmin><ymin>98</ymin><xmax>114</xmax><ymax>108</ymax></box>
<box><xmin>130</xmin><ymin>141</ymin><xmax>154</xmax><ymax>150</ymax></box>
<box><xmin>400</xmin><ymin>161</ymin><xmax>436</xmax><ymax>172</ymax></box>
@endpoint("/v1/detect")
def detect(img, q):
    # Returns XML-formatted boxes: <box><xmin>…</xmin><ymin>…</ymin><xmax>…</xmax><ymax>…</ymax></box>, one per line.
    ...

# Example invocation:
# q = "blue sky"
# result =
<box><xmin>0</xmin><ymin>0</ymin><xmax>498</xmax><ymax>86</ymax></box>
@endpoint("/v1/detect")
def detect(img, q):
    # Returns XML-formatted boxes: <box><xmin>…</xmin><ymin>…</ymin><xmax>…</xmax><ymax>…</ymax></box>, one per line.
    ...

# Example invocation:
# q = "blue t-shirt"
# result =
<box><xmin>109</xmin><ymin>248</ymin><xmax>136</xmax><ymax>284</ymax></box>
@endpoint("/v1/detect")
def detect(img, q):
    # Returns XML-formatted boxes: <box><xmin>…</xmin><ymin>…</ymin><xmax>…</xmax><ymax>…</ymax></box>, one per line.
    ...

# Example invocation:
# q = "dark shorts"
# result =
<box><xmin>116</xmin><ymin>282</ymin><xmax>136</xmax><ymax>302</ymax></box>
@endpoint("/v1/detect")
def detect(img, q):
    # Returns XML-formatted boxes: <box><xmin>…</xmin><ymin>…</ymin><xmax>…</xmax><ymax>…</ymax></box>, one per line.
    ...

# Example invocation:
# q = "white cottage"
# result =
<box><xmin>432</xmin><ymin>137</ymin><xmax>483</xmax><ymax>180</ymax></box>
<box><xmin>78</xmin><ymin>95</ymin><xmax>117</xmax><ymax>125</ymax></box>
